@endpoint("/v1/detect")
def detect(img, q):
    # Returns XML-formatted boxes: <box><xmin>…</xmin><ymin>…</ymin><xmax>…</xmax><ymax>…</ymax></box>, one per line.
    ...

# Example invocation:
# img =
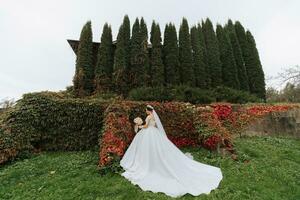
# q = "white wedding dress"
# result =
<box><xmin>120</xmin><ymin>113</ymin><xmax>223</xmax><ymax>198</ymax></box>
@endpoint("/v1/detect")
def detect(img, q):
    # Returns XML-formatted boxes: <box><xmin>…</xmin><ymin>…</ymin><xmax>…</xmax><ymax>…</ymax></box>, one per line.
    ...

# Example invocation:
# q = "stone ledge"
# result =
<box><xmin>242</xmin><ymin>108</ymin><xmax>300</xmax><ymax>138</ymax></box>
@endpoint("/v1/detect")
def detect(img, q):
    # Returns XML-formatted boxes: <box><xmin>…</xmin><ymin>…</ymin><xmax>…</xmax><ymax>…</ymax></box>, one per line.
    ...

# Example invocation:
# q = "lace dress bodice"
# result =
<box><xmin>146</xmin><ymin>115</ymin><xmax>156</xmax><ymax>127</ymax></box>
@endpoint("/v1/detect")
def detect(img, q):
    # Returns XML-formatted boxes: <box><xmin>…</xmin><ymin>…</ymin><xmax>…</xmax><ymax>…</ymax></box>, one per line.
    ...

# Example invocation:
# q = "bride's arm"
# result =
<box><xmin>139</xmin><ymin>115</ymin><xmax>151</xmax><ymax>129</ymax></box>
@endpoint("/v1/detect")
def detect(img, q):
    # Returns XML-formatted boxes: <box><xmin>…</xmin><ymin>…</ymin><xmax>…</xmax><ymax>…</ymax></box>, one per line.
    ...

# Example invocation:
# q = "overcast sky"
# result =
<box><xmin>1</xmin><ymin>0</ymin><xmax>299</xmax><ymax>101</ymax></box>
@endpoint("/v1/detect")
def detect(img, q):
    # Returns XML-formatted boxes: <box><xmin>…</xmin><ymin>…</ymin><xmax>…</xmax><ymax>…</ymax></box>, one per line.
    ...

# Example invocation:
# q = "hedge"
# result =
<box><xmin>128</xmin><ymin>85</ymin><xmax>261</xmax><ymax>104</ymax></box>
<box><xmin>1</xmin><ymin>91</ymin><xmax>298</xmax><ymax>170</ymax></box>
<box><xmin>213</xmin><ymin>86</ymin><xmax>262</xmax><ymax>104</ymax></box>
<box><xmin>98</xmin><ymin>101</ymin><xmax>299</xmax><ymax>173</ymax></box>
<box><xmin>0</xmin><ymin>92</ymin><xmax>108</xmax><ymax>165</ymax></box>
<box><xmin>128</xmin><ymin>86</ymin><xmax>215</xmax><ymax>104</ymax></box>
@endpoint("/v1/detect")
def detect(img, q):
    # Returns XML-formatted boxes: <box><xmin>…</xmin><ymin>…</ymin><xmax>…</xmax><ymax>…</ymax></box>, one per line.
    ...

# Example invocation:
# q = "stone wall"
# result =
<box><xmin>243</xmin><ymin>108</ymin><xmax>300</xmax><ymax>138</ymax></box>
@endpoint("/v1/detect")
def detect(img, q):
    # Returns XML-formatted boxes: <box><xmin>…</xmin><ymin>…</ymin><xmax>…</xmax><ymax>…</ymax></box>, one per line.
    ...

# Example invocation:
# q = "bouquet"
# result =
<box><xmin>134</xmin><ymin>117</ymin><xmax>143</xmax><ymax>133</ymax></box>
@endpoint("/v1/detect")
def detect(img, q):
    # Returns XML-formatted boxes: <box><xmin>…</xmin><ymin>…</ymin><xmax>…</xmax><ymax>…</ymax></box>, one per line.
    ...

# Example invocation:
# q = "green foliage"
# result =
<box><xmin>73</xmin><ymin>21</ymin><xmax>94</xmax><ymax>97</ymax></box>
<box><xmin>245</xmin><ymin>31</ymin><xmax>266</xmax><ymax>100</ymax></box>
<box><xmin>225</xmin><ymin>20</ymin><xmax>249</xmax><ymax>91</ymax></box>
<box><xmin>191</xmin><ymin>26</ymin><xmax>207</xmax><ymax>88</ymax></box>
<box><xmin>139</xmin><ymin>17</ymin><xmax>150</xmax><ymax>86</ymax></box>
<box><xmin>128</xmin><ymin>86</ymin><xmax>215</xmax><ymax>104</ymax></box>
<box><xmin>99</xmin><ymin>154</ymin><xmax>123</xmax><ymax>175</ymax></box>
<box><xmin>234</xmin><ymin>21</ymin><xmax>249</xmax><ymax>62</ymax></box>
<box><xmin>129</xmin><ymin>18</ymin><xmax>144</xmax><ymax>88</ymax></box>
<box><xmin>235</xmin><ymin>22</ymin><xmax>266</xmax><ymax>99</ymax></box>
<box><xmin>163</xmin><ymin>23</ymin><xmax>180</xmax><ymax>85</ymax></box>
<box><xmin>128</xmin><ymin>86</ymin><xmax>173</xmax><ymax>101</ymax></box>
<box><xmin>128</xmin><ymin>85</ymin><xmax>262</xmax><ymax>104</ymax></box>
<box><xmin>202</xmin><ymin>18</ymin><xmax>222</xmax><ymax>87</ymax></box>
<box><xmin>216</xmin><ymin>24</ymin><xmax>240</xmax><ymax>89</ymax></box>
<box><xmin>213</xmin><ymin>86</ymin><xmax>262</xmax><ymax>103</ymax></box>
<box><xmin>122</xmin><ymin>15</ymin><xmax>131</xmax><ymax>70</ymax></box>
<box><xmin>94</xmin><ymin>23</ymin><xmax>113</xmax><ymax>93</ymax></box>
<box><xmin>235</xmin><ymin>21</ymin><xmax>266</xmax><ymax>100</ymax></box>
<box><xmin>150</xmin><ymin>22</ymin><xmax>164</xmax><ymax>86</ymax></box>
<box><xmin>179</xmin><ymin>18</ymin><xmax>195</xmax><ymax>86</ymax></box>
<box><xmin>71</xmin><ymin>17</ymin><xmax>265</xmax><ymax>100</ymax></box>
<box><xmin>197</xmin><ymin>23</ymin><xmax>211</xmax><ymax>88</ymax></box>
<box><xmin>0</xmin><ymin>92</ymin><xmax>107</xmax><ymax>165</ymax></box>
<box><xmin>113</xmin><ymin>24</ymin><xmax>128</xmax><ymax>95</ymax></box>
<box><xmin>176</xmin><ymin>86</ymin><xmax>216</xmax><ymax>104</ymax></box>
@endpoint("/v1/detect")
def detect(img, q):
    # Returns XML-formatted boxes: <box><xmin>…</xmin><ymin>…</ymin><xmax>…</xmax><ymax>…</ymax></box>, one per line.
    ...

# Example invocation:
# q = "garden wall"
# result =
<box><xmin>1</xmin><ymin>92</ymin><xmax>299</xmax><ymax>169</ymax></box>
<box><xmin>243</xmin><ymin>107</ymin><xmax>300</xmax><ymax>138</ymax></box>
<box><xmin>98</xmin><ymin>102</ymin><xmax>300</xmax><ymax>172</ymax></box>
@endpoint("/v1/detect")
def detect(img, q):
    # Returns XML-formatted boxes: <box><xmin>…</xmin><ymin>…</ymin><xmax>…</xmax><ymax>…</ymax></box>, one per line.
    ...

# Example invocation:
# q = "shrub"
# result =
<box><xmin>128</xmin><ymin>87</ymin><xmax>172</xmax><ymax>101</ymax></box>
<box><xmin>176</xmin><ymin>85</ymin><xmax>215</xmax><ymax>104</ymax></box>
<box><xmin>0</xmin><ymin>92</ymin><xmax>108</xmax><ymax>165</ymax></box>
<box><xmin>213</xmin><ymin>86</ymin><xmax>261</xmax><ymax>103</ymax></box>
<box><xmin>128</xmin><ymin>85</ymin><xmax>215</xmax><ymax>104</ymax></box>
<box><xmin>128</xmin><ymin>85</ymin><xmax>262</xmax><ymax>104</ymax></box>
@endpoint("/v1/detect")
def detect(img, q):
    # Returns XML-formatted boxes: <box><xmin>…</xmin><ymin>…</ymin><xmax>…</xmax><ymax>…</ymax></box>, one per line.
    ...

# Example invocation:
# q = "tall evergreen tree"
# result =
<box><xmin>94</xmin><ymin>23</ymin><xmax>113</xmax><ymax>93</ymax></box>
<box><xmin>150</xmin><ymin>21</ymin><xmax>156</xmax><ymax>44</ymax></box>
<box><xmin>202</xmin><ymin>18</ymin><xmax>222</xmax><ymax>88</ymax></box>
<box><xmin>197</xmin><ymin>23</ymin><xmax>211</xmax><ymax>88</ymax></box>
<box><xmin>73</xmin><ymin>21</ymin><xmax>94</xmax><ymax>97</ymax></box>
<box><xmin>113</xmin><ymin>24</ymin><xmax>128</xmax><ymax>95</ymax></box>
<box><xmin>163</xmin><ymin>23</ymin><xmax>180</xmax><ymax>85</ymax></box>
<box><xmin>139</xmin><ymin>17</ymin><xmax>150</xmax><ymax>86</ymax></box>
<box><xmin>225</xmin><ymin>20</ymin><xmax>249</xmax><ymax>91</ymax></box>
<box><xmin>234</xmin><ymin>21</ymin><xmax>248</xmax><ymax>60</ymax></box>
<box><xmin>179</xmin><ymin>18</ymin><xmax>195</xmax><ymax>86</ymax></box>
<box><xmin>245</xmin><ymin>31</ymin><xmax>266</xmax><ymax>100</ymax></box>
<box><xmin>129</xmin><ymin>18</ymin><xmax>142</xmax><ymax>89</ymax></box>
<box><xmin>235</xmin><ymin>21</ymin><xmax>266</xmax><ymax>99</ymax></box>
<box><xmin>150</xmin><ymin>22</ymin><xmax>164</xmax><ymax>86</ymax></box>
<box><xmin>216</xmin><ymin>24</ymin><xmax>240</xmax><ymax>89</ymax></box>
<box><xmin>190</xmin><ymin>26</ymin><xmax>206</xmax><ymax>88</ymax></box>
<box><xmin>122</xmin><ymin>15</ymin><xmax>131</xmax><ymax>71</ymax></box>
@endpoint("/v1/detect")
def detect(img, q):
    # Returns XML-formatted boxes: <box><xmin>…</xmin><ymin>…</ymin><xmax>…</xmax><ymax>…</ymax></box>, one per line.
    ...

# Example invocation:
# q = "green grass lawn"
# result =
<box><xmin>0</xmin><ymin>136</ymin><xmax>299</xmax><ymax>200</ymax></box>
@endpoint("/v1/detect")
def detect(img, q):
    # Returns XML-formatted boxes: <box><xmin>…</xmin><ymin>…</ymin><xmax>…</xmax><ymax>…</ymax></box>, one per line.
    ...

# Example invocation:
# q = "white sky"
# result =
<box><xmin>1</xmin><ymin>0</ymin><xmax>300</xmax><ymax>100</ymax></box>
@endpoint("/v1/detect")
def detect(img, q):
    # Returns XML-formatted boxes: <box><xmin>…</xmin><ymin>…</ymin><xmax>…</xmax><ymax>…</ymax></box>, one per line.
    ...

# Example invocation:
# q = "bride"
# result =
<box><xmin>120</xmin><ymin>105</ymin><xmax>223</xmax><ymax>198</ymax></box>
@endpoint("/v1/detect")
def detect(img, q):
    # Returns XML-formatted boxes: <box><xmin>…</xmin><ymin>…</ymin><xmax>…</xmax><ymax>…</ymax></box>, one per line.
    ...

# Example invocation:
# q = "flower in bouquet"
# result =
<box><xmin>134</xmin><ymin>117</ymin><xmax>143</xmax><ymax>132</ymax></box>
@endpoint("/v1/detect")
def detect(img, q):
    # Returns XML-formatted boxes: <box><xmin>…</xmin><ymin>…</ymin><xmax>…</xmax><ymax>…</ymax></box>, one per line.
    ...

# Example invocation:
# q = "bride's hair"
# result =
<box><xmin>146</xmin><ymin>105</ymin><xmax>154</xmax><ymax>111</ymax></box>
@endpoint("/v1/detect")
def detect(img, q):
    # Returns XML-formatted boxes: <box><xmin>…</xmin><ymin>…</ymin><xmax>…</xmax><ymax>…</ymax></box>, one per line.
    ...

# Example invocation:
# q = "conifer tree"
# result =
<box><xmin>129</xmin><ymin>18</ymin><xmax>142</xmax><ymax>89</ymax></box>
<box><xmin>150</xmin><ymin>22</ymin><xmax>164</xmax><ymax>86</ymax></box>
<box><xmin>163</xmin><ymin>23</ymin><xmax>180</xmax><ymax>85</ymax></box>
<box><xmin>190</xmin><ymin>26</ymin><xmax>206</xmax><ymax>88</ymax></box>
<box><xmin>216</xmin><ymin>24</ymin><xmax>240</xmax><ymax>89</ymax></box>
<box><xmin>122</xmin><ymin>15</ymin><xmax>131</xmax><ymax>71</ymax></box>
<box><xmin>234</xmin><ymin>21</ymin><xmax>248</xmax><ymax>60</ymax></box>
<box><xmin>179</xmin><ymin>18</ymin><xmax>195</xmax><ymax>86</ymax></box>
<box><xmin>235</xmin><ymin>21</ymin><xmax>266</xmax><ymax>99</ymax></box>
<box><xmin>245</xmin><ymin>31</ymin><xmax>266</xmax><ymax>100</ymax></box>
<box><xmin>113</xmin><ymin>24</ymin><xmax>128</xmax><ymax>95</ymax></box>
<box><xmin>202</xmin><ymin>18</ymin><xmax>222</xmax><ymax>88</ymax></box>
<box><xmin>150</xmin><ymin>21</ymin><xmax>156</xmax><ymax>44</ymax></box>
<box><xmin>139</xmin><ymin>17</ymin><xmax>150</xmax><ymax>86</ymax></box>
<box><xmin>94</xmin><ymin>23</ymin><xmax>113</xmax><ymax>93</ymax></box>
<box><xmin>73</xmin><ymin>21</ymin><xmax>94</xmax><ymax>97</ymax></box>
<box><xmin>197</xmin><ymin>23</ymin><xmax>211</xmax><ymax>88</ymax></box>
<box><xmin>225</xmin><ymin>20</ymin><xmax>249</xmax><ymax>91</ymax></box>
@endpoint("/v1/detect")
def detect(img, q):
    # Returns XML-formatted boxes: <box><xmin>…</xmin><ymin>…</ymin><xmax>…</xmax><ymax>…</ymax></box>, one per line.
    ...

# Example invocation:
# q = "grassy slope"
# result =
<box><xmin>0</xmin><ymin>136</ymin><xmax>299</xmax><ymax>200</ymax></box>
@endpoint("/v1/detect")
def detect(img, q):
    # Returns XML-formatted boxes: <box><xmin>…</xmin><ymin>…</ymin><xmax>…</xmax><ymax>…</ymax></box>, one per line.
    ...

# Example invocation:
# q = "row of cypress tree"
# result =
<box><xmin>73</xmin><ymin>15</ymin><xmax>266</xmax><ymax>100</ymax></box>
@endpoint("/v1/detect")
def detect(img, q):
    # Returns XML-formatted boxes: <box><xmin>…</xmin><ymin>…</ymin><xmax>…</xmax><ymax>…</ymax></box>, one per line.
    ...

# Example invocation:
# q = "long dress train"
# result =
<box><xmin>120</xmin><ymin>115</ymin><xmax>223</xmax><ymax>198</ymax></box>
